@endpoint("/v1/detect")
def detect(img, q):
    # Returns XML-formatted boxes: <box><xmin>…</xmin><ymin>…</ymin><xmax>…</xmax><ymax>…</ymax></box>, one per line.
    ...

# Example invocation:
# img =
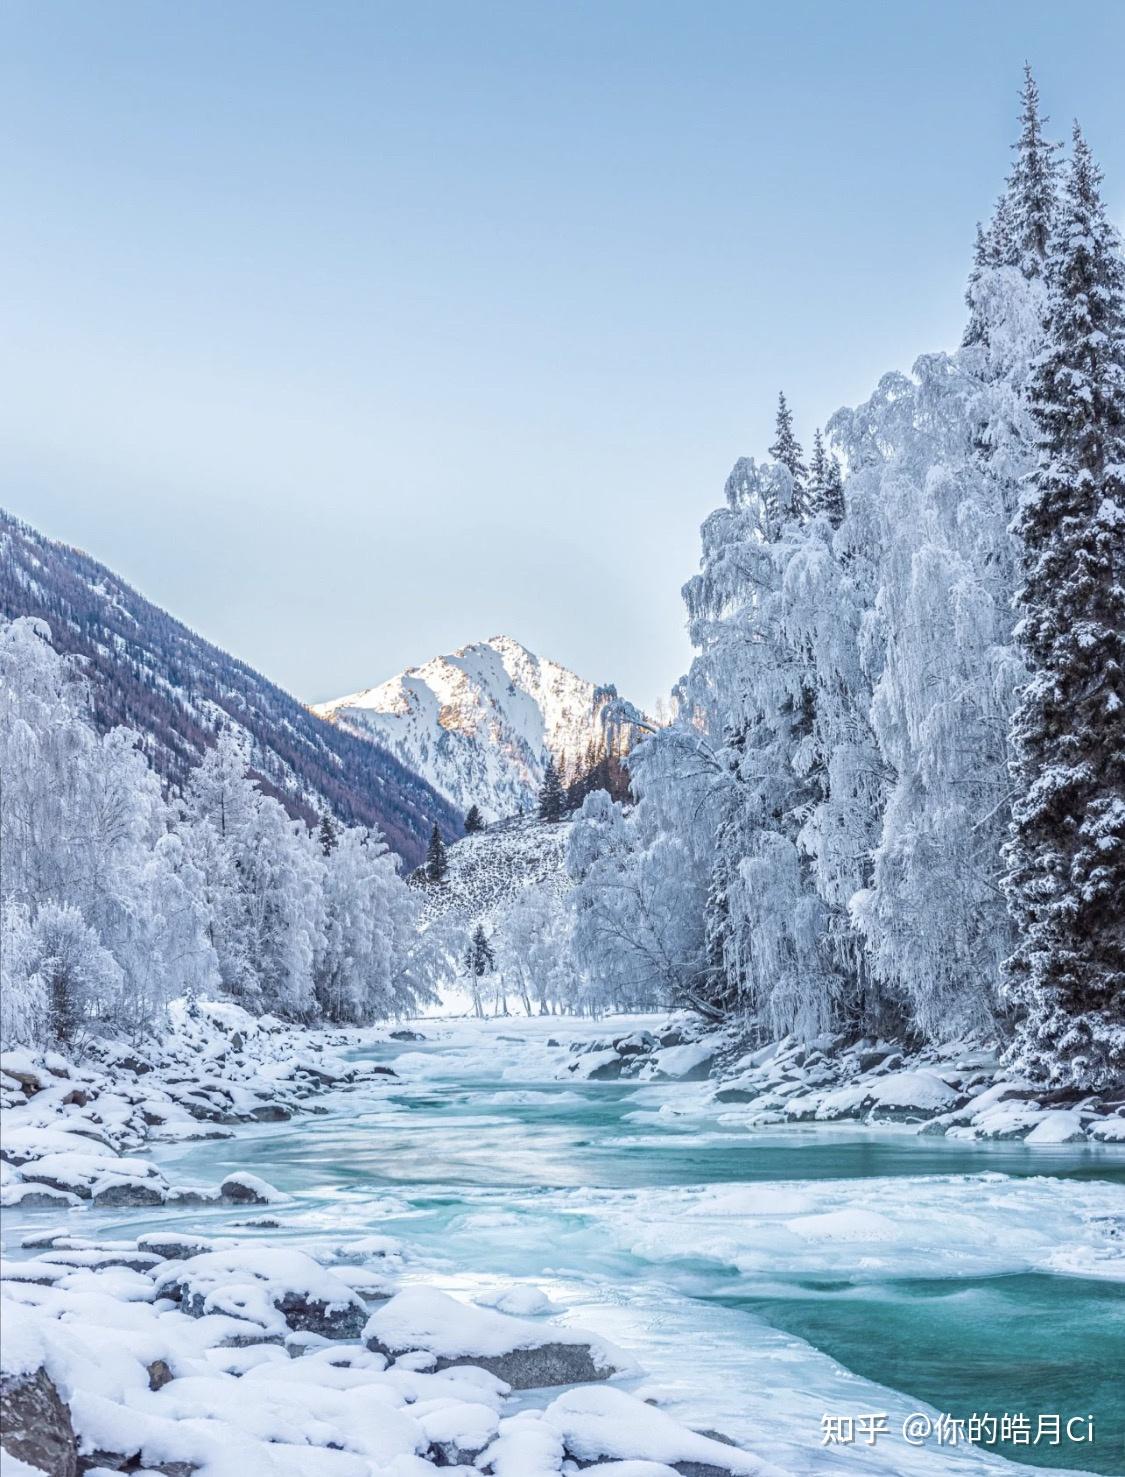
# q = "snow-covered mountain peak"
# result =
<box><xmin>314</xmin><ymin>636</ymin><xmax>640</xmax><ymax>822</ymax></box>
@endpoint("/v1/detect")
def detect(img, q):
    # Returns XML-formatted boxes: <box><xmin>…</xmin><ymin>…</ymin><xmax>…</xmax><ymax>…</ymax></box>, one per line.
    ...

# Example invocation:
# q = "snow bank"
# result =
<box><xmin>545</xmin><ymin>1387</ymin><xmax>774</xmax><ymax>1475</ymax></box>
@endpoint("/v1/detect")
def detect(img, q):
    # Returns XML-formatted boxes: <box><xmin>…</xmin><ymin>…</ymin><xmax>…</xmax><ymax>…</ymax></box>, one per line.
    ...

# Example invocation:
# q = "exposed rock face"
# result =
<box><xmin>274</xmin><ymin>1291</ymin><xmax>369</xmax><ymax>1340</ymax></box>
<box><xmin>147</xmin><ymin>1359</ymin><xmax>175</xmax><ymax>1391</ymax></box>
<box><xmin>449</xmin><ymin>1342</ymin><xmax>615</xmax><ymax>1391</ymax></box>
<box><xmin>0</xmin><ymin>1366</ymin><xmax>78</xmax><ymax>1477</ymax></box>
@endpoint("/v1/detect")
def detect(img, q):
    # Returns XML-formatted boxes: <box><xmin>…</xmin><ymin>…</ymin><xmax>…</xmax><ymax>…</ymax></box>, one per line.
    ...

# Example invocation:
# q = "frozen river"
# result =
<box><xmin>85</xmin><ymin>1016</ymin><xmax>1125</xmax><ymax>1476</ymax></box>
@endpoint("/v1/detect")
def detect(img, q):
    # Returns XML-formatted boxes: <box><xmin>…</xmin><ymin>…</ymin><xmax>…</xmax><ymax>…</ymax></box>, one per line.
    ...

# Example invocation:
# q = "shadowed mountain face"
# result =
<box><xmin>0</xmin><ymin>510</ymin><xmax>459</xmax><ymax>867</ymax></box>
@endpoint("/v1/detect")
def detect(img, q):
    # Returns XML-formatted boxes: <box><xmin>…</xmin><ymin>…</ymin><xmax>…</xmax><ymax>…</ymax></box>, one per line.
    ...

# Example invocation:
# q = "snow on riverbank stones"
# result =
<box><xmin>0</xmin><ymin>1233</ymin><xmax>744</xmax><ymax>1477</ymax></box>
<box><xmin>155</xmin><ymin>1247</ymin><xmax>370</xmax><ymax>1339</ymax></box>
<box><xmin>477</xmin><ymin>1387</ymin><xmax>774</xmax><ymax>1477</ymax></box>
<box><xmin>365</xmin><ymin>1285</ymin><xmax>628</xmax><ymax>1389</ymax></box>
<box><xmin>0</xmin><ymin>1001</ymin><xmax>399</xmax><ymax>1214</ymax></box>
<box><xmin>563</xmin><ymin>1016</ymin><xmax>1125</xmax><ymax>1142</ymax></box>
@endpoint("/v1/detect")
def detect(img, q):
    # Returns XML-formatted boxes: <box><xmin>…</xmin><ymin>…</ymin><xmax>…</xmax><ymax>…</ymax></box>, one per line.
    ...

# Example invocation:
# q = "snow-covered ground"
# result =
<box><xmin>2</xmin><ymin>1012</ymin><xmax>1122</xmax><ymax>1476</ymax></box>
<box><xmin>413</xmin><ymin>815</ymin><xmax>572</xmax><ymax>931</ymax></box>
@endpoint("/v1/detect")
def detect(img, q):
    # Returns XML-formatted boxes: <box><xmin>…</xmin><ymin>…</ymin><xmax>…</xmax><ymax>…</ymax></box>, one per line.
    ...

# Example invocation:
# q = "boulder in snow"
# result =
<box><xmin>155</xmin><ymin>1246</ymin><xmax>368</xmax><ymax>1340</ymax></box>
<box><xmin>0</xmin><ymin>1367</ymin><xmax>77</xmax><ymax>1477</ymax></box>
<box><xmin>547</xmin><ymin>1386</ymin><xmax>765</xmax><ymax>1476</ymax></box>
<box><xmin>364</xmin><ymin>1285</ymin><xmax>624</xmax><ymax>1390</ymax></box>
<box><xmin>219</xmin><ymin>1172</ymin><xmax>286</xmax><ymax>1205</ymax></box>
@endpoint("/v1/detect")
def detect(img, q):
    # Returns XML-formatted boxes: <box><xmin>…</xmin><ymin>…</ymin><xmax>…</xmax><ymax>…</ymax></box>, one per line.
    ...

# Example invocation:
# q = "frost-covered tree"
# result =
<box><xmin>769</xmin><ymin>392</ymin><xmax>807</xmax><ymax>515</ymax></box>
<box><xmin>0</xmin><ymin>617</ymin><xmax>213</xmax><ymax>1041</ymax></box>
<box><xmin>1002</xmin><ymin>126</ymin><xmax>1125</xmax><ymax>1088</ymax></box>
<box><xmin>494</xmin><ymin>883</ymin><xmax>581</xmax><ymax>1014</ymax></box>
<box><xmin>1003</xmin><ymin>65</ymin><xmax>1061</xmax><ymax>277</ymax></box>
<box><xmin>425</xmin><ymin>823</ymin><xmax>449</xmax><ymax>882</ymax></box>
<box><xmin>565</xmin><ymin>72</ymin><xmax>1082</xmax><ymax>1049</ymax></box>
<box><xmin>314</xmin><ymin>827</ymin><xmax>432</xmax><ymax>1023</ymax></box>
<box><xmin>0</xmin><ymin>615</ymin><xmax>435</xmax><ymax>1043</ymax></box>
<box><xmin>181</xmin><ymin>729</ymin><xmax>324</xmax><ymax>1020</ymax></box>
<box><xmin>464</xmin><ymin>804</ymin><xmax>485</xmax><ymax>834</ymax></box>
<box><xmin>568</xmin><ymin>782</ymin><xmax>711</xmax><ymax>1017</ymax></box>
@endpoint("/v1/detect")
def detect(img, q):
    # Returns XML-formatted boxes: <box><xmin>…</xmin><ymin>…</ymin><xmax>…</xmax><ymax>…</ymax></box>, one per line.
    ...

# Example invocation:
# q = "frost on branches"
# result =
<box><xmin>567</xmin><ymin>73</ymin><xmax>1124</xmax><ymax>1083</ymax></box>
<box><xmin>0</xmin><ymin>618</ymin><xmax>439</xmax><ymax>1047</ymax></box>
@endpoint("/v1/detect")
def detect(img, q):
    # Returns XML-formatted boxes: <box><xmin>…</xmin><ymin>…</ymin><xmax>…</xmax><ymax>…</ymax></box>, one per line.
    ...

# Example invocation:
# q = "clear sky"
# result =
<box><xmin>2</xmin><ymin>2</ymin><xmax>1122</xmax><ymax>713</ymax></box>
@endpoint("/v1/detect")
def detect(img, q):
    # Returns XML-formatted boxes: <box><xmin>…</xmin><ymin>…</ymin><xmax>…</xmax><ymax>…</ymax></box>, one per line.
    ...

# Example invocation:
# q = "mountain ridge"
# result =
<box><xmin>0</xmin><ymin>509</ymin><xmax>460</xmax><ymax>866</ymax></box>
<box><xmin>315</xmin><ymin>634</ymin><xmax>642</xmax><ymax>821</ymax></box>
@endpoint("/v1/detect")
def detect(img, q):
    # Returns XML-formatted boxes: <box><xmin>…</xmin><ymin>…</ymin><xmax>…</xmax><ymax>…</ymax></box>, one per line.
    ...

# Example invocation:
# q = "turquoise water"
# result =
<box><xmin>29</xmin><ymin>1021</ymin><xmax>1125</xmax><ymax>1476</ymax></box>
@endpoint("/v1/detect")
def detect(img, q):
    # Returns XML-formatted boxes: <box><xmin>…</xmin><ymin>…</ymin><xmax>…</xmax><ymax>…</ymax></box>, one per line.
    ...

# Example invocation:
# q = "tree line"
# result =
<box><xmin>566</xmin><ymin>70</ymin><xmax>1124</xmax><ymax>1087</ymax></box>
<box><xmin>0</xmin><ymin>618</ymin><xmax>441</xmax><ymax>1045</ymax></box>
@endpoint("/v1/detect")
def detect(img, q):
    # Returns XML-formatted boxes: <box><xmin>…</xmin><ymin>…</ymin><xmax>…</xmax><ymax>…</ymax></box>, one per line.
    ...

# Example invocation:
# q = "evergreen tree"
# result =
<box><xmin>1003</xmin><ymin>126</ymin><xmax>1125</xmax><ymax>1089</ymax></box>
<box><xmin>463</xmin><ymin>804</ymin><xmax>485</xmax><ymax>834</ymax></box>
<box><xmin>1004</xmin><ymin>65</ymin><xmax>1061</xmax><ymax>277</ymax></box>
<box><xmin>768</xmin><ymin>391</ymin><xmax>808</xmax><ymax>518</ymax></box>
<box><xmin>538</xmin><ymin>755</ymin><xmax>565</xmax><ymax>823</ymax></box>
<box><xmin>318</xmin><ymin>811</ymin><xmax>338</xmax><ymax>855</ymax></box>
<box><xmin>823</xmin><ymin>454</ymin><xmax>846</xmax><ymax>528</ymax></box>
<box><xmin>806</xmin><ymin>429</ymin><xmax>841</xmax><ymax>522</ymax></box>
<box><xmin>465</xmin><ymin>923</ymin><xmax>495</xmax><ymax>976</ymax></box>
<box><xmin>425</xmin><ymin>823</ymin><xmax>448</xmax><ymax>883</ymax></box>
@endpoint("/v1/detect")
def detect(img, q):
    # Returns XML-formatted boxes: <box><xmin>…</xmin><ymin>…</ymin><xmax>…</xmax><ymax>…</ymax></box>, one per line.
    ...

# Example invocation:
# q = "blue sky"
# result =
<box><xmin>2</xmin><ymin>1</ymin><xmax>1122</xmax><ymax>712</ymax></box>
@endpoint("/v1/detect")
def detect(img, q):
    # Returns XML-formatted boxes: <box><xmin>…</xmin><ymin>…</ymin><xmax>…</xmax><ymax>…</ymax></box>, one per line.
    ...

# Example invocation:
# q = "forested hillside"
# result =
<box><xmin>0</xmin><ymin>512</ymin><xmax>459</xmax><ymax>866</ymax></box>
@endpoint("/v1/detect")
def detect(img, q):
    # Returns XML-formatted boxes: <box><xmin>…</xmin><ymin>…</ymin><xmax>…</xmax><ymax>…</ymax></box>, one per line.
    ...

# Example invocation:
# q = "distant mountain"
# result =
<box><xmin>314</xmin><ymin>635</ymin><xmax>643</xmax><ymax>822</ymax></box>
<box><xmin>0</xmin><ymin>510</ymin><xmax>459</xmax><ymax>867</ymax></box>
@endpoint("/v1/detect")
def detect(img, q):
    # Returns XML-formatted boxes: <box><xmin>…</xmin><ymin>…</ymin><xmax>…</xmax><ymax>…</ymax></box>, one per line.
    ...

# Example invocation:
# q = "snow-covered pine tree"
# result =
<box><xmin>823</xmin><ymin>455</ymin><xmax>846</xmax><ymax>528</ymax></box>
<box><xmin>769</xmin><ymin>392</ymin><xmax>808</xmax><ymax>519</ymax></box>
<box><xmin>1003</xmin><ymin>125</ymin><xmax>1125</xmax><ymax>1089</ymax></box>
<box><xmin>467</xmin><ymin>923</ymin><xmax>495</xmax><ymax>976</ymax></box>
<box><xmin>538</xmin><ymin>756</ymin><xmax>565</xmax><ymax>823</ymax></box>
<box><xmin>805</xmin><ymin>429</ymin><xmax>845</xmax><ymax>525</ymax></box>
<box><xmin>806</xmin><ymin>429</ymin><xmax>828</xmax><ymax>519</ymax></box>
<box><xmin>464</xmin><ymin>804</ymin><xmax>485</xmax><ymax>834</ymax></box>
<box><xmin>425</xmin><ymin>823</ymin><xmax>448</xmax><ymax>882</ymax></box>
<box><xmin>1004</xmin><ymin>65</ymin><xmax>1061</xmax><ymax>277</ymax></box>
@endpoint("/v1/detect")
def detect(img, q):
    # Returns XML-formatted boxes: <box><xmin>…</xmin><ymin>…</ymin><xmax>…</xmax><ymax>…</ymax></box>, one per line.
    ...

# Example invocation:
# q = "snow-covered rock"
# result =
<box><xmin>218</xmin><ymin>1171</ymin><xmax>287</xmax><ymax>1206</ymax></box>
<box><xmin>476</xmin><ymin>1284</ymin><xmax>554</xmax><ymax>1317</ymax></box>
<box><xmin>155</xmin><ymin>1247</ymin><xmax>370</xmax><ymax>1340</ymax></box>
<box><xmin>364</xmin><ymin>1286</ymin><xmax>625</xmax><ymax>1389</ymax></box>
<box><xmin>544</xmin><ymin>1387</ymin><xmax>770</xmax><ymax>1476</ymax></box>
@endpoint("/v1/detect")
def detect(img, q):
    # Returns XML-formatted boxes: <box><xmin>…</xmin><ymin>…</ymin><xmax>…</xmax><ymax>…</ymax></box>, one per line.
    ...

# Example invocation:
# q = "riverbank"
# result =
<box><xmin>561</xmin><ymin>1018</ymin><xmax>1125</xmax><ymax>1144</ymax></box>
<box><xmin>1</xmin><ymin>1008</ymin><xmax>779</xmax><ymax>1476</ymax></box>
<box><xmin>3</xmin><ymin>1011</ymin><xmax>1123</xmax><ymax>1476</ymax></box>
